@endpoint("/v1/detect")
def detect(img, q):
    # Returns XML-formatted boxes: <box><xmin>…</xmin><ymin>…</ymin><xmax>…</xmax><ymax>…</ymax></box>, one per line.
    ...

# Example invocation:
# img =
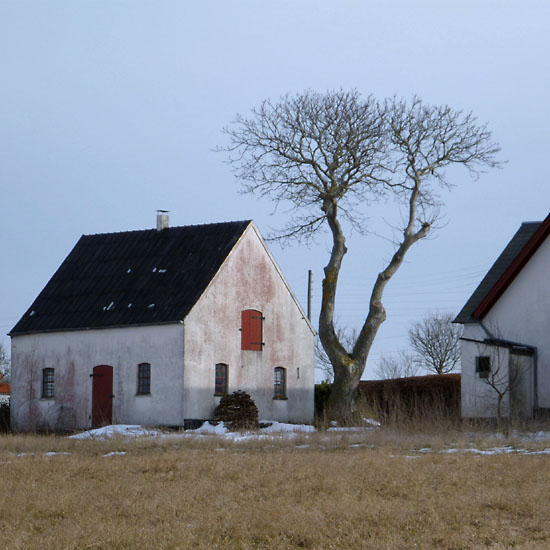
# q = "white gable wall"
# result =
<box><xmin>11</xmin><ymin>324</ymin><xmax>185</xmax><ymax>431</ymax></box>
<box><xmin>183</xmin><ymin>224</ymin><xmax>315</xmax><ymax>423</ymax></box>
<box><xmin>483</xmin><ymin>236</ymin><xmax>550</xmax><ymax>408</ymax></box>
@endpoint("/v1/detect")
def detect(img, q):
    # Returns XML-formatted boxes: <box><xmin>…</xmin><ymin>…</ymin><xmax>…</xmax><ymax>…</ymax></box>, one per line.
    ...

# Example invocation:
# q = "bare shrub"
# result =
<box><xmin>359</xmin><ymin>374</ymin><xmax>461</xmax><ymax>431</ymax></box>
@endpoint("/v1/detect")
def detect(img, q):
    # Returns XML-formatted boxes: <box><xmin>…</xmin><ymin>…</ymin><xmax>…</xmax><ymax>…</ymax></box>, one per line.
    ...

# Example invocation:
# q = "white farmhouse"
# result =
<box><xmin>9</xmin><ymin>215</ymin><xmax>315</xmax><ymax>431</ymax></box>
<box><xmin>455</xmin><ymin>213</ymin><xmax>550</xmax><ymax>419</ymax></box>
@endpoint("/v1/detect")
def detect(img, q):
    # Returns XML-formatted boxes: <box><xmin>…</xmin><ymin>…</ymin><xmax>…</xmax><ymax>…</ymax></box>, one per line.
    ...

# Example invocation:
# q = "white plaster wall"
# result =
<box><xmin>480</xmin><ymin>237</ymin><xmax>550</xmax><ymax>407</ymax></box>
<box><xmin>461</xmin><ymin>325</ymin><xmax>510</xmax><ymax>418</ymax></box>
<box><xmin>10</xmin><ymin>324</ymin><xmax>185</xmax><ymax>431</ymax></box>
<box><xmin>183</xmin><ymin>224</ymin><xmax>315</xmax><ymax>423</ymax></box>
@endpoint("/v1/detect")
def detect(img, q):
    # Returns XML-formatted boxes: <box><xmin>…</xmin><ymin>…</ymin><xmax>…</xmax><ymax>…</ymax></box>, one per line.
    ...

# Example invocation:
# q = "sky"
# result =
<box><xmin>1</xmin><ymin>1</ymin><xmax>549</xmax><ymax>379</ymax></box>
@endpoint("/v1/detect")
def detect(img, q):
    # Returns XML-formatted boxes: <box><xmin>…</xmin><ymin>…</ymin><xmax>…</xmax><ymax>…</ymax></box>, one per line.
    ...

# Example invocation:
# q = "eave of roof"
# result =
<box><xmin>454</xmin><ymin>212</ymin><xmax>550</xmax><ymax>324</ymax></box>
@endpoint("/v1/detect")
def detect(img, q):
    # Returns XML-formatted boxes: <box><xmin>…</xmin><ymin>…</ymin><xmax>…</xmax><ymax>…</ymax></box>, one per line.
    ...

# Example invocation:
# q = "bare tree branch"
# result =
<box><xmin>375</xmin><ymin>351</ymin><xmax>421</xmax><ymax>379</ymax></box>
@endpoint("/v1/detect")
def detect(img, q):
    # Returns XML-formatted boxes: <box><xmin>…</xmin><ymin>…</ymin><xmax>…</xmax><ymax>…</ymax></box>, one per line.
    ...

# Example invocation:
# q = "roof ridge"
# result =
<box><xmin>81</xmin><ymin>219</ymin><xmax>253</xmax><ymax>239</ymax></box>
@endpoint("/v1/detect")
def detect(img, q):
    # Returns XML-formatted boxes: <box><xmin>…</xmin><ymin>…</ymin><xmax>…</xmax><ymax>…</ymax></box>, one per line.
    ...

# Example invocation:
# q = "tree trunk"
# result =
<box><xmin>320</xmin><ymin>181</ymin><xmax>430</xmax><ymax>419</ymax></box>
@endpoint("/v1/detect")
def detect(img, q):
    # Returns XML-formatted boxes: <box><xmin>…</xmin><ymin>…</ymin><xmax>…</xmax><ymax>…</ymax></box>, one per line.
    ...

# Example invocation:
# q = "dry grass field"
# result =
<box><xmin>1</xmin><ymin>430</ymin><xmax>550</xmax><ymax>550</ymax></box>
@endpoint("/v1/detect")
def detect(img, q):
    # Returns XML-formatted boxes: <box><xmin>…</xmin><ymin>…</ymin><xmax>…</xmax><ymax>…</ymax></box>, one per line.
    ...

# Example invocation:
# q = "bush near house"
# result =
<box><xmin>359</xmin><ymin>373</ymin><xmax>461</xmax><ymax>425</ymax></box>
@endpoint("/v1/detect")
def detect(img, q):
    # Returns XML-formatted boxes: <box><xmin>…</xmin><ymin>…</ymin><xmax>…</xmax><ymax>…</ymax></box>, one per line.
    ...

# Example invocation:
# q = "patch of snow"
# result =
<box><xmin>295</xmin><ymin>444</ymin><xmax>310</xmax><ymax>449</ymax></box>
<box><xmin>363</xmin><ymin>417</ymin><xmax>381</xmax><ymax>427</ymax></box>
<box><xmin>68</xmin><ymin>425</ymin><xmax>160</xmax><ymax>440</ymax></box>
<box><xmin>103</xmin><ymin>451</ymin><xmax>127</xmax><ymax>457</ymax></box>
<box><xmin>259</xmin><ymin>421</ymin><xmax>316</xmax><ymax>433</ymax></box>
<box><xmin>16</xmin><ymin>452</ymin><xmax>35</xmax><ymax>457</ymax></box>
<box><xmin>186</xmin><ymin>421</ymin><xmax>228</xmax><ymax>435</ymax></box>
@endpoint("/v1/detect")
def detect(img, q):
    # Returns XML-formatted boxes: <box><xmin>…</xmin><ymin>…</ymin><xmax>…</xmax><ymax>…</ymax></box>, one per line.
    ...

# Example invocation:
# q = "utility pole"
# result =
<box><xmin>307</xmin><ymin>270</ymin><xmax>312</xmax><ymax>322</ymax></box>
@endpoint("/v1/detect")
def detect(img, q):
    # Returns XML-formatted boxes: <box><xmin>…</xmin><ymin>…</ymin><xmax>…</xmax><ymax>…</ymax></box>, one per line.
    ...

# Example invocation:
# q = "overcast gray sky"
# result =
<box><xmin>1</xmin><ymin>1</ymin><xmax>548</xmax><ymax>379</ymax></box>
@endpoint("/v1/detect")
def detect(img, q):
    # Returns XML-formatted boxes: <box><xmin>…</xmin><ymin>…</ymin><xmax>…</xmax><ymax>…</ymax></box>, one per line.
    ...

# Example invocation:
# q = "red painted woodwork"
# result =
<box><xmin>92</xmin><ymin>365</ymin><xmax>113</xmax><ymax>428</ymax></box>
<box><xmin>241</xmin><ymin>309</ymin><xmax>263</xmax><ymax>351</ymax></box>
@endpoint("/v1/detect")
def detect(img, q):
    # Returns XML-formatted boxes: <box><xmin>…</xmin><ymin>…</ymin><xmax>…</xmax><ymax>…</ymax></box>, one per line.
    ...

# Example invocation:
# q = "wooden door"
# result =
<box><xmin>92</xmin><ymin>365</ymin><xmax>113</xmax><ymax>427</ymax></box>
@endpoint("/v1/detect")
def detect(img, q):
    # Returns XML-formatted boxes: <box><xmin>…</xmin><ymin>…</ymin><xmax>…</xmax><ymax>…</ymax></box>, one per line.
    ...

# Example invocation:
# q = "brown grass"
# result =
<box><xmin>1</xmin><ymin>431</ymin><xmax>550</xmax><ymax>549</ymax></box>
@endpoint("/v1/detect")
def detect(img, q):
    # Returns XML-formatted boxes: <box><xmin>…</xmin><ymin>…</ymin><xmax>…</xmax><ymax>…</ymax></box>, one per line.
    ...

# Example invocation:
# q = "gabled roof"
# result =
<box><xmin>455</xmin><ymin>213</ymin><xmax>550</xmax><ymax>324</ymax></box>
<box><xmin>10</xmin><ymin>220</ymin><xmax>252</xmax><ymax>335</ymax></box>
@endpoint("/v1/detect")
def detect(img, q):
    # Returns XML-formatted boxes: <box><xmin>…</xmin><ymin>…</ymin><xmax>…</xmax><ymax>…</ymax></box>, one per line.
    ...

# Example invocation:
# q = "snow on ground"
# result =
<box><xmin>68</xmin><ymin>424</ymin><xmax>160</xmax><ymax>440</ymax></box>
<box><xmin>61</xmin><ymin>422</ymin><xmax>550</xmax><ymax>457</ymax></box>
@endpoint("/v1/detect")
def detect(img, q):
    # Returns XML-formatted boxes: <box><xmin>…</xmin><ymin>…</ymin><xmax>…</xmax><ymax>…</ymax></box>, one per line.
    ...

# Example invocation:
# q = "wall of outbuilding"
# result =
<box><xmin>10</xmin><ymin>324</ymin><xmax>185</xmax><ymax>431</ymax></box>
<box><xmin>183</xmin><ymin>224</ymin><xmax>315</xmax><ymax>424</ymax></box>
<box><xmin>461</xmin><ymin>236</ymin><xmax>550</xmax><ymax>417</ymax></box>
<box><xmin>479</xmin><ymin>237</ymin><xmax>550</xmax><ymax>408</ymax></box>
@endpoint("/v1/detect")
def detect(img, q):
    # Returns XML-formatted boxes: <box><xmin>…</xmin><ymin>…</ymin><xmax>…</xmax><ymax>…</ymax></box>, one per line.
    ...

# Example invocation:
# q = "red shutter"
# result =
<box><xmin>241</xmin><ymin>309</ymin><xmax>263</xmax><ymax>351</ymax></box>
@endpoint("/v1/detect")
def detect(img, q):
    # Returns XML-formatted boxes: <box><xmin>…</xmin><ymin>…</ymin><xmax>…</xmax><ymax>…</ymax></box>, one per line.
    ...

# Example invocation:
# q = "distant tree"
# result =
<box><xmin>409</xmin><ymin>313</ymin><xmax>462</xmax><ymax>375</ymax></box>
<box><xmin>375</xmin><ymin>351</ymin><xmax>421</xmax><ymax>379</ymax></box>
<box><xmin>0</xmin><ymin>342</ymin><xmax>9</xmax><ymax>381</ymax></box>
<box><xmin>223</xmin><ymin>89</ymin><xmax>500</xmax><ymax>415</ymax></box>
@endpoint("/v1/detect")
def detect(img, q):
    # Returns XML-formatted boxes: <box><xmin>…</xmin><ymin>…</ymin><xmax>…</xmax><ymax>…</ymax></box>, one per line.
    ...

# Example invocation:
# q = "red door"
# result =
<box><xmin>92</xmin><ymin>365</ymin><xmax>113</xmax><ymax>428</ymax></box>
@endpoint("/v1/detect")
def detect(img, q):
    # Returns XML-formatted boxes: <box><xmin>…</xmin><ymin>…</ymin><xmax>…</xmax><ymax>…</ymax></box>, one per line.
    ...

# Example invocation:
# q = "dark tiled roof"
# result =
<box><xmin>454</xmin><ymin>221</ymin><xmax>542</xmax><ymax>324</ymax></box>
<box><xmin>10</xmin><ymin>220</ymin><xmax>252</xmax><ymax>335</ymax></box>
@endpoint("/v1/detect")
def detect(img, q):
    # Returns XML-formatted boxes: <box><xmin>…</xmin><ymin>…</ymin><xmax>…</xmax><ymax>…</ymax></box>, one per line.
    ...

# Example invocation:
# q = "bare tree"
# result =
<box><xmin>0</xmin><ymin>342</ymin><xmax>9</xmax><ymax>381</ymax></box>
<box><xmin>375</xmin><ymin>351</ymin><xmax>421</xmax><ymax>379</ymax></box>
<box><xmin>408</xmin><ymin>313</ymin><xmax>462</xmax><ymax>375</ymax></box>
<box><xmin>222</xmin><ymin>90</ymin><xmax>500</xmax><ymax>415</ymax></box>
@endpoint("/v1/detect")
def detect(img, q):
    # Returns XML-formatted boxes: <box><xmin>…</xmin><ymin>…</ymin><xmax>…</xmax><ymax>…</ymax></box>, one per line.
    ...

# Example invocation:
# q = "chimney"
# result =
<box><xmin>156</xmin><ymin>210</ymin><xmax>170</xmax><ymax>231</ymax></box>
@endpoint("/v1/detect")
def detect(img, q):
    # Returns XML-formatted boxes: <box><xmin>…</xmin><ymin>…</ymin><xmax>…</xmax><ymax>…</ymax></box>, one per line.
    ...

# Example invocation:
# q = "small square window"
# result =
<box><xmin>476</xmin><ymin>356</ymin><xmax>491</xmax><ymax>379</ymax></box>
<box><xmin>137</xmin><ymin>363</ymin><xmax>151</xmax><ymax>395</ymax></box>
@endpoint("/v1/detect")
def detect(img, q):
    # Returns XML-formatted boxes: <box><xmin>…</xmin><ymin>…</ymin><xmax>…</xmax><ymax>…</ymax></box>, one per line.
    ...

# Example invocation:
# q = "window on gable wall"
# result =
<box><xmin>274</xmin><ymin>367</ymin><xmax>287</xmax><ymax>399</ymax></box>
<box><xmin>137</xmin><ymin>363</ymin><xmax>151</xmax><ymax>395</ymax></box>
<box><xmin>215</xmin><ymin>363</ymin><xmax>228</xmax><ymax>395</ymax></box>
<box><xmin>42</xmin><ymin>368</ymin><xmax>55</xmax><ymax>398</ymax></box>
<box><xmin>476</xmin><ymin>356</ymin><xmax>491</xmax><ymax>379</ymax></box>
<box><xmin>241</xmin><ymin>309</ymin><xmax>264</xmax><ymax>351</ymax></box>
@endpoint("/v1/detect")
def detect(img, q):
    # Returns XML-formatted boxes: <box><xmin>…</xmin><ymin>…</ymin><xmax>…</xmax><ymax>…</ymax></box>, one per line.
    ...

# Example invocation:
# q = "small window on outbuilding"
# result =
<box><xmin>274</xmin><ymin>367</ymin><xmax>287</xmax><ymax>399</ymax></box>
<box><xmin>241</xmin><ymin>309</ymin><xmax>264</xmax><ymax>351</ymax></box>
<box><xmin>137</xmin><ymin>363</ymin><xmax>151</xmax><ymax>395</ymax></box>
<box><xmin>215</xmin><ymin>363</ymin><xmax>228</xmax><ymax>396</ymax></box>
<box><xmin>42</xmin><ymin>368</ymin><xmax>55</xmax><ymax>398</ymax></box>
<box><xmin>476</xmin><ymin>356</ymin><xmax>491</xmax><ymax>379</ymax></box>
